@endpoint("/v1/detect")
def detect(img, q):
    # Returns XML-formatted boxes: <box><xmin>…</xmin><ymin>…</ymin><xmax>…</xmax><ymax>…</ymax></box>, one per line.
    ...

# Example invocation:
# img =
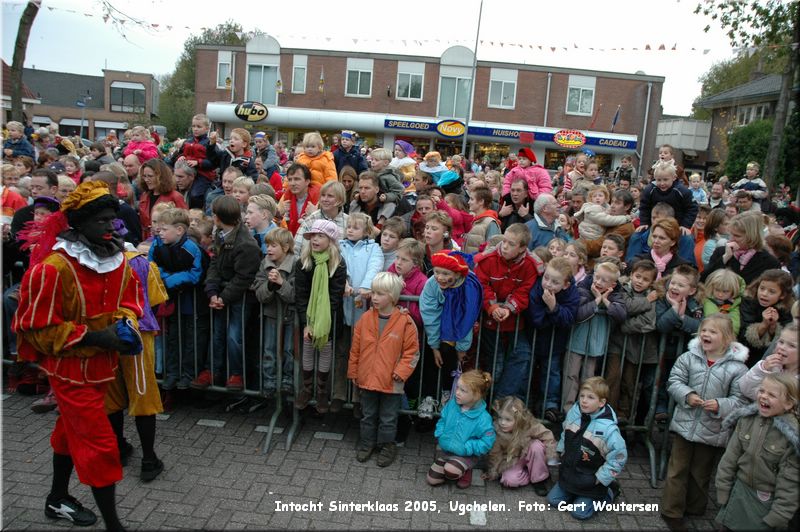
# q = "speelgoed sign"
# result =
<box><xmin>234</xmin><ymin>101</ymin><xmax>268</xmax><ymax>122</ymax></box>
<box><xmin>553</xmin><ymin>129</ymin><xmax>586</xmax><ymax>148</ymax></box>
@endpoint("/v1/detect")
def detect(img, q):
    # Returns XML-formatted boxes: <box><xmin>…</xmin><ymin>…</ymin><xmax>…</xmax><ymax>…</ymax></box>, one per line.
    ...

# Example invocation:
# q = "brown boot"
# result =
<box><xmin>295</xmin><ymin>371</ymin><xmax>314</xmax><ymax>410</ymax></box>
<box><xmin>315</xmin><ymin>371</ymin><xmax>330</xmax><ymax>414</ymax></box>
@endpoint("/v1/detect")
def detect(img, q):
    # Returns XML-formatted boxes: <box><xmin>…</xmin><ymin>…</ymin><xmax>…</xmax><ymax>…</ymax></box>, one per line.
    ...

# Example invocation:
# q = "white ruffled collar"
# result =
<box><xmin>53</xmin><ymin>238</ymin><xmax>124</xmax><ymax>273</ymax></box>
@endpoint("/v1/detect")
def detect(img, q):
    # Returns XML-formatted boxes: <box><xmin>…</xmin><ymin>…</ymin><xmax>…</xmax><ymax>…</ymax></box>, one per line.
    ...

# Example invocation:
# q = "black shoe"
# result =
<box><xmin>119</xmin><ymin>440</ymin><xmax>134</xmax><ymax>467</ymax></box>
<box><xmin>376</xmin><ymin>443</ymin><xmax>397</xmax><ymax>467</ymax></box>
<box><xmin>356</xmin><ymin>446</ymin><xmax>374</xmax><ymax>463</ymax></box>
<box><xmin>532</xmin><ymin>479</ymin><xmax>550</xmax><ymax>496</ymax></box>
<box><xmin>141</xmin><ymin>458</ymin><xmax>164</xmax><ymax>482</ymax></box>
<box><xmin>45</xmin><ymin>495</ymin><xmax>98</xmax><ymax>526</ymax></box>
<box><xmin>609</xmin><ymin>480</ymin><xmax>621</xmax><ymax>500</ymax></box>
<box><xmin>544</xmin><ymin>408</ymin><xmax>560</xmax><ymax>423</ymax></box>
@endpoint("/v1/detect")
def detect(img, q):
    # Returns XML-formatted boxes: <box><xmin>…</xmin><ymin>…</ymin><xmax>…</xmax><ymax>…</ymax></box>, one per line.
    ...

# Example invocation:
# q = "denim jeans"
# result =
<box><xmin>547</xmin><ymin>480</ymin><xmax>612</xmax><ymax>520</ymax></box>
<box><xmin>3</xmin><ymin>283</ymin><xmax>19</xmax><ymax>356</ymax></box>
<box><xmin>166</xmin><ymin>312</ymin><xmax>209</xmax><ymax>381</ymax></box>
<box><xmin>211</xmin><ymin>300</ymin><xmax>248</xmax><ymax>377</ymax></box>
<box><xmin>535</xmin><ymin>345</ymin><xmax>563</xmax><ymax>411</ymax></box>
<box><xmin>359</xmin><ymin>389</ymin><xmax>402</xmax><ymax>448</ymax></box>
<box><xmin>262</xmin><ymin>317</ymin><xmax>293</xmax><ymax>393</ymax></box>
<box><xmin>480</xmin><ymin>327</ymin><xmax>532</xmax><ymax>400</ymax></box>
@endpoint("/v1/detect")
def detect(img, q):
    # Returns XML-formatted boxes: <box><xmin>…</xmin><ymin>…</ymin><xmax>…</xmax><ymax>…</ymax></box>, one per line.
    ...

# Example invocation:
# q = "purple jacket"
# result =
<box><xmin>127</xmin><ymin>253</ymin><xmax>160</xmax><ymax>333</ymax></box>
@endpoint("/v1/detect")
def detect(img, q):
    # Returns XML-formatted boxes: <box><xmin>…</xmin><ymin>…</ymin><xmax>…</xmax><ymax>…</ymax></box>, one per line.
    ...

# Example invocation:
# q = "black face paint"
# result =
<box><xmin>73</xmin><ymin>207</ymin><xmax>117</xmax><ymax>248</ymax></box>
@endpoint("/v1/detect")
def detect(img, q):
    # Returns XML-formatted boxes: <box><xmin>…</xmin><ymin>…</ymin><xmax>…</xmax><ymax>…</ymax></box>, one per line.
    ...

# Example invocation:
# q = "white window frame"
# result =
<box><xmin>245</xmin><ymin>63</ymin><xmax>278</xmax><ymax>105</ymax></box>
<box><xmin>345</xmin><ymin>58</ymin><xmax>373</xmax><ymax>98</ymax></box>
<box><xmin>292</xmin><ymin>55</ymin><xmax>307</xmax><ymax>94</ymax></box>
<box><xmin>437</xmin><ymin>75</ymin><xmax>471</xmax><ymax>118</ymax></box>
<box><xmin>396</xmin><ymin>61</ymin><xmax>424</xmax><ymax>101</ymax></box>
<box><xmin>566</xmin><ymin>75</ymin><xmax>596</xmax><ymax>116</ymax></box>
<box><xmin>487</xmin><ymin>68</ymin><xmax>517</xmax><ymax>109</ymax></box>
<box><xmin>216</xmin><ymin>51</ymin><xmax>232</xmax><ymax>89</ymax></box>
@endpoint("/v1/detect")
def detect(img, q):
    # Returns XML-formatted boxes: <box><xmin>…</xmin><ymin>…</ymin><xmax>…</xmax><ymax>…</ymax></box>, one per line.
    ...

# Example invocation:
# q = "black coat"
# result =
<box><xmin>294</xmin><ymin>258</ymin><xmax>347</xmax><ymax>329</ymax></box>
<box><xmin>701</xmin><ymin>247</ymin><xmax>780</xmax><ymax>285</ymax></box>
<box><xmin>204</xmin><ymin>223</ymin><xmax>260</xmax><ymax>304</ymax></box>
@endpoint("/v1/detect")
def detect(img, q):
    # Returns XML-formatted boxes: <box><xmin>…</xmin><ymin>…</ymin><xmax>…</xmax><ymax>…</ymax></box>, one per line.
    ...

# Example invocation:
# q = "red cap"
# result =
<box><xmin>518</xmin><ymin>147</ymin><xmax>537</xmax><ymax>164</ymax></box>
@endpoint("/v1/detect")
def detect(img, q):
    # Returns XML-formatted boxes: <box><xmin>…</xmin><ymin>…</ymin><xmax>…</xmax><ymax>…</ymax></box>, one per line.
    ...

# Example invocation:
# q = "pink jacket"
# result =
<box><xmin>502</xmin><ymin>164</ymin><xmax>553</xmax><ymax>199</ymax></box>
<box><xmin>436</xmin><ymin>199</ymin><xmax>474</xmax><ymax>247</ymax></box>
<box><xmin>124</xmin><ymin>140</ymin><xmax>160</xmax><ymax>164</ymax></box>
<box><xmin>388</xmin><ymin>263</ymin><xmax>426</xmax><ymax>329</ymax></box>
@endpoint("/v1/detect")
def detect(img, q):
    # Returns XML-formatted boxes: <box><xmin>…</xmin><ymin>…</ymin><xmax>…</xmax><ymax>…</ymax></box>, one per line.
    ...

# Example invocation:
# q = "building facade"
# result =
<box><xmin>197</xmin><ymin>35</ymin><xmax>664</xmax><ymax>174</ymax></box>
<box><xmin>20</xmin><ymin>68</ymin><xmax>160</xmax><ymax>140</ymax></box>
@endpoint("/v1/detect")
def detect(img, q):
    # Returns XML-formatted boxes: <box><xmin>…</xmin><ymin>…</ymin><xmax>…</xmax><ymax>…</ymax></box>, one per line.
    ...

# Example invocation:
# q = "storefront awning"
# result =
<box><xmin>59</xmin><ymin>118</ymin><xmax>86</xmax><ymax>126</ymax></box>
<box><xmin>94</xmin><ymin>121</ymin><xmax>128</xmax><ymax>129</ymax></box>
<box><xmin>683</xmin><ymin>149</ymin><xmax>697</xmax><ymax>157</ymax></box>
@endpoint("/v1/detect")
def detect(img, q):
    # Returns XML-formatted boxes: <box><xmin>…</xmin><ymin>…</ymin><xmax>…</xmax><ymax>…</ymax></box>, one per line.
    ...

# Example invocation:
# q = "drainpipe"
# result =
<box><xmin>543</xmin><ymin>72</ymin><xmax>552</xmax><ymax>127</ymax></box>
<box><xmin>637</xmin><ymin>82</ymin><xmax>652</xmax><ymax>178</ymax></box>
<box><xmin>230</xmin><ymin>52</ymin><xmax>236</xmax><ymax>103</ymax></box>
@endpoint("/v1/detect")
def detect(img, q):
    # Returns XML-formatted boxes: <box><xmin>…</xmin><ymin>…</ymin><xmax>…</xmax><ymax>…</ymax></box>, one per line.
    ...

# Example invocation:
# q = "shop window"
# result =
<box><xmin>438</xmin><ymin>76</ymin><xmax>471</xmax><ymax>119</ymax></box>
<box><xmin>566</xmin><ymin>75</ymin><xmax>595</xmax><ymax>116</ymax></box>
<box><xmin>246</xmin><ymin>64</ymin><xmax>278</xmax><ymax>105</ymax></box>
<box><xmin>345</xmin><ymin>58</ymin><xmax>373</xmax><ymax>97</ymax></box>
<box><xmin>110</xmin><ymin>86</ymin><xmax>145</xmax><ymax>113</ymax></box>
<box><xmin>488</xmin><ymin>68</ymin><xmax>517</xmax><ymax>109</ymax></box>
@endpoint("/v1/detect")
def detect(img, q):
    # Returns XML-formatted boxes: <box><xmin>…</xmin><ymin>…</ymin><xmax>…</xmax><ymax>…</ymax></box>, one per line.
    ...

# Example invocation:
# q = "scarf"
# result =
<box><xmin>733</xmin><ymin>248</ymin><xmax>756</xmax><ymax>268</ymax></box>
<box><xmin>651</xmin><ymin>249</ymin><xmax>673</xmax><ymax>280</ymax></box>
<box><xmin>440</xmin><ymin>272</ymin><xmax>483</xmax><ymax>343</ymax></box>
<box><xmin>306</xmin><ymin>250</ymin><xmax>332</xmax><ymax>349</ymax></box>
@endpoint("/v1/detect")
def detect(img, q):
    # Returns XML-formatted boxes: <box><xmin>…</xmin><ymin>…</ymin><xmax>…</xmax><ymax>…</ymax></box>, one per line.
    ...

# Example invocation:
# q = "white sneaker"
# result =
<box><xmin>418</xmin><ymin>396</ymin><xmax>439</xmax><ymax>419</ymax></box>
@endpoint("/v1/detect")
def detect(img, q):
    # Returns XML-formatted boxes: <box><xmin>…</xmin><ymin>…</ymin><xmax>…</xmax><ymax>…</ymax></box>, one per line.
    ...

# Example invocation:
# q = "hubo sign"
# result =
<box><xmin>234</xmin><ymin>101</ymin><xmax>268</xmax><ymax>122</ymax></box>
<box><xmin>436</xmin><ymin>120</ymin><xmax>466</xmax><ymax>138</ymax></box>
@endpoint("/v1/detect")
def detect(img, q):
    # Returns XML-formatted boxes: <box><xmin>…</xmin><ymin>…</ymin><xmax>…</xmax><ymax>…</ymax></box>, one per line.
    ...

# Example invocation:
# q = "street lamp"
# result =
<box><xmin>461</xmin><ymin>0</ymin><xmax>484</xmax><ymax>158</ymax></box>
<box><xmin>76</xmin><ymin>91</ymin><xmax>92</xmax><ymax>139</ymax></box>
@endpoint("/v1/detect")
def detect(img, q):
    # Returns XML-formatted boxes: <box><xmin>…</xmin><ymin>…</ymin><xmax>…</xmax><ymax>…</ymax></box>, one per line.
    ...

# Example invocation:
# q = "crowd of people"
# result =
<box><xmin>2</xmin><ymin>115</ymin><xmax>799</xmax><ymax>531</ymax></box>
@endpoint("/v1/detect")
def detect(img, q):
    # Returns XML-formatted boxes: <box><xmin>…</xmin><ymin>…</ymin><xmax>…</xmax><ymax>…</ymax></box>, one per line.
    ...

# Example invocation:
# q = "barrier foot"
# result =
<box><xmin>261</xmin><ymin>394</ymin><xmax>283</xmax><ymax>455</ymax></box>
<box><xmin>645</xmin><ymin>434</ymin><xmax>658</xmax><ymax>488</ymax></box>
<box><xmin>285</xmin><ymin>402</ymin><xmax>301</xmax><ymax>451</ymax></box>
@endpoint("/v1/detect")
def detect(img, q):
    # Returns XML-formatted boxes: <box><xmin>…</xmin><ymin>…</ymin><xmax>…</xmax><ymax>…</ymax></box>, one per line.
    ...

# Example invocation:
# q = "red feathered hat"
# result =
<box><xmin>430</xmin><ymin>251</ymin><xmax>469</xmax><ymax>275</ymax></box>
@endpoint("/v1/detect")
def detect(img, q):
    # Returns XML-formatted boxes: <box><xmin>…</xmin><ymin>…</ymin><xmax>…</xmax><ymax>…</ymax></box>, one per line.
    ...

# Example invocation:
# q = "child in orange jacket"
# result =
<box><xmin>294</xmin><ymin>131</ymin><xmax>337</xmax><ymax>187</ymax></box>
<box><xmin>348</xmin><ymin>272</ymin><xmax>419</xmax><ymax>467</ymax></box>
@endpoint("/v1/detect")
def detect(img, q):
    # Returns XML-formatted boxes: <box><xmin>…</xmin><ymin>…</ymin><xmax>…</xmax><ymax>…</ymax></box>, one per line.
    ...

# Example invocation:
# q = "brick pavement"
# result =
<box><xmin>2</xmin><ymin>391</ymin><xmax>721</xmax><ymax>530</ymax></box>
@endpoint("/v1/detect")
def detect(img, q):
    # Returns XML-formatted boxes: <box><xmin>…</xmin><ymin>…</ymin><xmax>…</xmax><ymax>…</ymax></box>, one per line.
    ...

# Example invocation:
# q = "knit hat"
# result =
<box><xmin>518</xmin><ymin>147</ymin><xmax>537</xmax><ymax>164</ymax></box>
<box><xmin>394</xmin><ymin>140</ymin><xmax>415</xmax><ymax>156</ymax></box>
<box><xmin>254</xmin><ymin>132</ymin><xmax>268</xmax><ymax>140</ymax></box>
<box><xmin>430</xmin><ymin>250</ymin><xmax>472</xmax><ymax>275</ymax></box>
<box><xmin>341</xmin><ymin>130</ymin><xmax>356</xmax><ymax>140</ymax></box>
<box><xmin>303</xmin><ymin>219</ymin><xmax>340</xmax><ymax>241</ymax></box>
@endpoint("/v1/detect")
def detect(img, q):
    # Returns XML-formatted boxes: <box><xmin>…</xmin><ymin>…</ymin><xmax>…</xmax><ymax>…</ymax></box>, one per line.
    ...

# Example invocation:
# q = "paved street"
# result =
<box><xmin>2</xmin><ymin>391</ymin><xmax>719</xmax><ymax>530</ymax></box>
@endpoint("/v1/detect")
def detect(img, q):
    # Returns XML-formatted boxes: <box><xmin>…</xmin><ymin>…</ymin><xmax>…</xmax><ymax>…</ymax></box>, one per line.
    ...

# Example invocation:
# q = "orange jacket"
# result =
<box><xmin>295</xmin><ymin>151</ymin><xmax>337</xmax><ymax>187</ymax></box>
<box><xmin>348</xmin><ymin>308</ymin><xmax>419</xmax><ymax>394</ymax></box>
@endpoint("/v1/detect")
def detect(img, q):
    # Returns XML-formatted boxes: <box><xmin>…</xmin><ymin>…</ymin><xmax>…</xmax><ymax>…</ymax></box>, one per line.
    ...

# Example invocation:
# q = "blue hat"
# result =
<box><xmin>341</xmin><ymin>130</ymin><xmax>356</xmax><ymax>140</ymax></box>
<box><xmin>254</xmin><ymin>132</ymin><xmax>267</xmax><ymax>140</ymax></box>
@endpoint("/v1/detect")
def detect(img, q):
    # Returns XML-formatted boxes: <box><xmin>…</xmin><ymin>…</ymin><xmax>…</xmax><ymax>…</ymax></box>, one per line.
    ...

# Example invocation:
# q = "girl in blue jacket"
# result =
<box><xmin>426</xmin><ymin>370</ymin><xmax>496</xmax><ymax>489</ymax></box>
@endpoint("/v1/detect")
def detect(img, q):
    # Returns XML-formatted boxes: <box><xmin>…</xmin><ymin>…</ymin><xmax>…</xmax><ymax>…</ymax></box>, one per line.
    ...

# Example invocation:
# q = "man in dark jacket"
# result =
<box><xmin>333</xmin><ymin>130</ymin><xmax>368</xmax><ymax>175</ymax></box>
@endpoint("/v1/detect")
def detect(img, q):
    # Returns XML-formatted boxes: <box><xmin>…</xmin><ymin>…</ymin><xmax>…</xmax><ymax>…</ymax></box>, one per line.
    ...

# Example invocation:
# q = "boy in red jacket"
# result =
<box><xmin>349</xmin><ymin>272</ymin><xmax>419</xmax><ymax>468</ymax></box>
<box><xmin>474</xmin><ymin>223</ymin><xmax>539</xmax><ymax>399</ymax></box>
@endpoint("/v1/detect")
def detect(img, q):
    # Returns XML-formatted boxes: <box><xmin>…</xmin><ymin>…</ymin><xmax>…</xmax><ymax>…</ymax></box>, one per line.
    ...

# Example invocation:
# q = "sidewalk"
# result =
<box><xmin>2</xmin><ymin>391</ymin><xmax>719</xmax><ymax>530</ymax></box>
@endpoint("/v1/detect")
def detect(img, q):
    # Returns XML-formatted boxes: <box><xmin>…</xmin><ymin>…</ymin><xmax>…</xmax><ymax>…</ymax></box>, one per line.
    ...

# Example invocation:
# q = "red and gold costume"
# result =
<box><xmin>13</xmin><ymin>248</ymin><xmax>144</xmax><ymax>487</ymax></box>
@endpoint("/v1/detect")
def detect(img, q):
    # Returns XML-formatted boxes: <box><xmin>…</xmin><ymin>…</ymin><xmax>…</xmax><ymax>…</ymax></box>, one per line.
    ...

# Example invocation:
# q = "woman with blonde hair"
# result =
<box><xmin>701</xmin><ymin>212</ymin><xmax>779</xmax><ymax>284</ymax></box>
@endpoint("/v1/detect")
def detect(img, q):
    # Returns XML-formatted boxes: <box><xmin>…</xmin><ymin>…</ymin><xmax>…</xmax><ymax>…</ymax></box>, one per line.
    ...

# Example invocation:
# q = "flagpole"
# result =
<box><xmin>588</xmin><ymin>103</ymin><xmax>602</xmax><ymax>130</ymax></box>
<box><xmin>461</xmin><ymin>0</ymin><xmax>484</xmax><ymax>158</ymax></box>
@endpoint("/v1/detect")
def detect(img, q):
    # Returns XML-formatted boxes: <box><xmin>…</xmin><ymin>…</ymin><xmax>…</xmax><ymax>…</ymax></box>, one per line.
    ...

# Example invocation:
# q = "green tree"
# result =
<box><xmin>695</xmin><ymin>0</ymin><xmax>799</xmax><ymax>190</ymax></box>
<box><xmin>723</xmin><ymin>119</ymin><xmax>772</xmax><ymax>178</ymax></box>
<box><xmin>691</xmin><ymin>49</ymin><xmax>787</xmax><ymax>119</ymax></box>
<box><xmin>159</xmin><ymin>21</ymin><xmax>246</xmax><ymax>139</ymax></box>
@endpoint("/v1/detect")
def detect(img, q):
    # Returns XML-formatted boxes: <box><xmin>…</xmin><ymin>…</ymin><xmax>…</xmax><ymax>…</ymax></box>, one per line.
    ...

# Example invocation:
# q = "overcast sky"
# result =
<box><xmin>2</xmin><ymin>0</ymin><xmax>740</xmax><ymax>116</ymax></box>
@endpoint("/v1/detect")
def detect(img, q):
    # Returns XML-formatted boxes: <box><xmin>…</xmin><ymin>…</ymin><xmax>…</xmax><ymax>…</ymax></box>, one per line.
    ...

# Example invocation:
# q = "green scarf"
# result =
<box><xmin>307</xmin><ymin>250</ymin><xmax>332</xmax><ymax>349</ymax></box>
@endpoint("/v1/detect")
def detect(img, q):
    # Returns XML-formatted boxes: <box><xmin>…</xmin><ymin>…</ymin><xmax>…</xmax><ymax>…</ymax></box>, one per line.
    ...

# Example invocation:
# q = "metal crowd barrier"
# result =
<box><xmin>4</xmin><ymin>284</ymin><xmax>689</xmax><ymax>487</ymax></box>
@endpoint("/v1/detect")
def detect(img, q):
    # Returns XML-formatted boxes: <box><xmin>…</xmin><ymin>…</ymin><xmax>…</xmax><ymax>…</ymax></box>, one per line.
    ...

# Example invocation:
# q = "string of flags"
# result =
<box><xmin>8</xmin><ymin>1</ymin><xmax>731</xmax><ymax>55</ymax></box>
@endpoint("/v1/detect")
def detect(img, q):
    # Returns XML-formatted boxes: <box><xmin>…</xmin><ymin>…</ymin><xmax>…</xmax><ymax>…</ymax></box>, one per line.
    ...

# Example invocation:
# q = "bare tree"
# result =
<box><xmin>9</xmin><ymin>0</ymin><xmax>41</xmax><ymax>123</ymax></box>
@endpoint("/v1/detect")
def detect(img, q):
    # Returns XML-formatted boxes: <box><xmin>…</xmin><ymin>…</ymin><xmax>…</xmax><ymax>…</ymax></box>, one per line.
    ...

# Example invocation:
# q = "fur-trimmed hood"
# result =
<box><xmin>687</xmin><ymin>337</ymin><xmax>749</xmax><ymax>364</ymax></box>
<box><xmin>723</xmin><ymin>402</ymin><xmax>800</xmax><ymax>456</ymax></box>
